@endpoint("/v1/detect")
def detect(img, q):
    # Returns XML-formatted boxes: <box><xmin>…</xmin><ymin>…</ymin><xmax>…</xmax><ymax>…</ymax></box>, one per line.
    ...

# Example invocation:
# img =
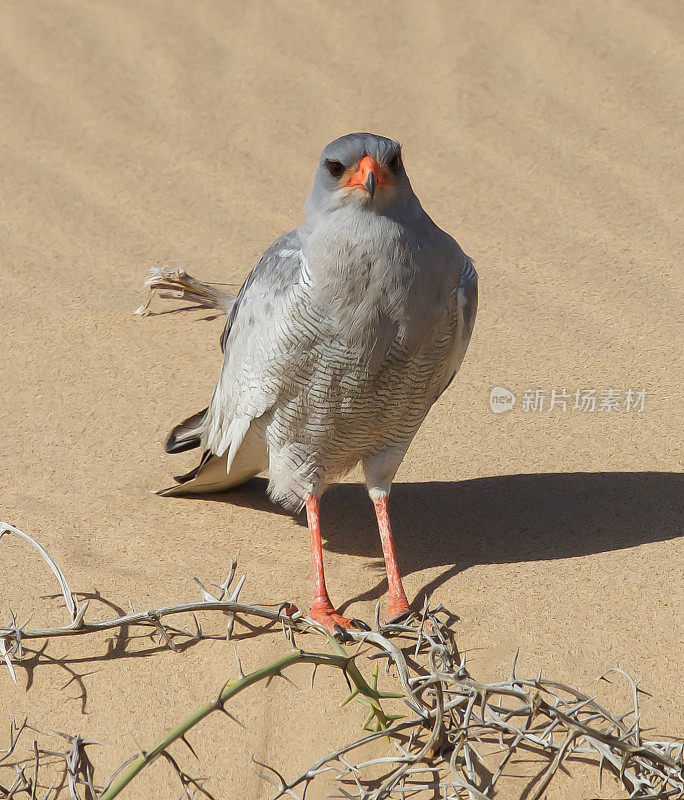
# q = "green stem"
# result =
<box><xmin>99</xmin><ymin>649</ymin><xmax>375</xmax><ymax>799</ymax></box>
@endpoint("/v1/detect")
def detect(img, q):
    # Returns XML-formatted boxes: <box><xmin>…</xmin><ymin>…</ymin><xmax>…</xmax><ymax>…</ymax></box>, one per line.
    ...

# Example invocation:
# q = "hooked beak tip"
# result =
<box><xmin>365</xmin><ymin>171</ymin><xmax>376</xmax><ymax>198</ymax></box>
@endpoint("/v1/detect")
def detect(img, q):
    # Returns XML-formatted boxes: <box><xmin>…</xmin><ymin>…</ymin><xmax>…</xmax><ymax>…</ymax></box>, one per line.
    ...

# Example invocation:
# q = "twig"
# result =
<box><xmin>98</xmin><ymin>649</ymin><xmax>389</xmax><ymax>800</ymax></box>
<box><xmin>1</xmin><ymin>523</ymin><xmax>682</xmax><ymax>800</ymax></box>
<box><xmin>0</xmin><ymin>524</ymin><xmax>302</xmax><ymax>667</ymax></box>
<box><xmin>0</xmin><ymin>524</ymin><xmax>76</xmax><ymax>619</ymax></box>
<box><xmin>133</xmin><ymin>267</ymin><xmax>234</xmax><ymax>316</ymax></box>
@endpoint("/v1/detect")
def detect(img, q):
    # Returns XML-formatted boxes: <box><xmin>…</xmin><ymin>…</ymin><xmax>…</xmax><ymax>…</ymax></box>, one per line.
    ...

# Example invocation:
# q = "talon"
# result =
<box><xmin>333</xmin><ymin>623</ymin><xmax>352</xmax><ymax>642</ymax></box>
<box><xmin>386</xmin><ymin>608</ymin><xmax>414</xmax><ymax>624</ymax></box>
<box><xmin>351</xmin><ymin>618</ymin><xmax>371</xmax><ymax>631</ymax></box>
<box><xmin>310</xmin><ymin>602</ymin><xmax>358</xmax><ymax>636</ymax></box>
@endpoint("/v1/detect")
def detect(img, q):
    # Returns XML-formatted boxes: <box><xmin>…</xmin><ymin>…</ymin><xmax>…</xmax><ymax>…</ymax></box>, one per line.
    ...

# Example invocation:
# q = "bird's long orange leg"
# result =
<box><xmin>306</xmin><ymin>495</ymin><xmax>361</xmax><ymax>634</ymax></box>
<box><xmin>373</xmin><ymin>496</ymin><xmax>411</xmax><ymax>619</ymax></box>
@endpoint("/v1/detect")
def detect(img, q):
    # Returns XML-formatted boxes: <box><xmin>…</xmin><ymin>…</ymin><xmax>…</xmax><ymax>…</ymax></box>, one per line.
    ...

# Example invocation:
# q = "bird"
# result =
<box><xmin>157</xmin><ymin>132</ymin><xmax>478</xmax><ymax>636</ymax></box>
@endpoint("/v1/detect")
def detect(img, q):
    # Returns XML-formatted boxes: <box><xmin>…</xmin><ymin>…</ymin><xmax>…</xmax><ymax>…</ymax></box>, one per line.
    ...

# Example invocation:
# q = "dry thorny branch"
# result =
<box><xmin>1</xmin><ymin>521</ymin><xmax>682</xmax><ymax>800</ymax></box>
<box><xmin>133</xmin><ymin>267</ymin><xmax>234</xmax><ymax>317</ymax></box>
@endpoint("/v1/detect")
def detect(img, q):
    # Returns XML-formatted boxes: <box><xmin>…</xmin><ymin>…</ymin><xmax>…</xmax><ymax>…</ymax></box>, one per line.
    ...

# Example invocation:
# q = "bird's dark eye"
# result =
<box><xmin>325</xmin><ymin>159</ymin><xmax>345</xmax><ymax>179</ymax></box>
<box><xmin>387</xmin><ymin>152</ymin><xmax>401</xmax><ymax>172</ymax></box>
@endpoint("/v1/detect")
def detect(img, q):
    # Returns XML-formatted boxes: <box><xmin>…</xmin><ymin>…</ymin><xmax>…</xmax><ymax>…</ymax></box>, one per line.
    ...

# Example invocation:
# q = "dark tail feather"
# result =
<box><xmin>165</xmin><ymin>407</ymin><xmax>208</xmax><ymax>454</ymax></box>
<box><xmin>157</xmin><ymin>426</ymin><xmax>267</xmax><ymax>497</ymax></box>
<box><xmin>172</xmin><ymin>449</ymin><xmax>212</xmax><ymax>483</ymax></box>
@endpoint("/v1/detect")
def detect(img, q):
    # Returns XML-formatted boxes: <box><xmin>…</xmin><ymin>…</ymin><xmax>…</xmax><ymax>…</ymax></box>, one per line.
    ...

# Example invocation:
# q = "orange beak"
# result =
<box><xmin>346</xmin><ymin>155</ymin><xmax>384</xmax><ymax>197</ymax></box>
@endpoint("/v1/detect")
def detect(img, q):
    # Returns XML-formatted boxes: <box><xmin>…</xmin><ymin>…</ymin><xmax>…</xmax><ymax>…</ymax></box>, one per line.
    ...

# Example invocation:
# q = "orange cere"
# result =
<box><xmin>345</xmin><ymin>155</ymin><xmax>391</xmax><ymax>191</ymax></box>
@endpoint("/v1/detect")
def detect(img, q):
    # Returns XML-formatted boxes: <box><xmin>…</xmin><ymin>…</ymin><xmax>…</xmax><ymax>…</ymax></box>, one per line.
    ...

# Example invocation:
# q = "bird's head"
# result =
<box><xmin>306</xmin><ymin>133</ymin><xmax>418</xmax><ymax>219</ymax></box>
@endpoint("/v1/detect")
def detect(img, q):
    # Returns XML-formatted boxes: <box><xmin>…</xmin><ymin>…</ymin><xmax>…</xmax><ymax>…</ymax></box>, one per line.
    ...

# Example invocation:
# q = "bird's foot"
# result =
<box><xmin>386</xmin><ymin>597</ymin><xmax>413</xmax><ymax>624</ymax></box>
<box><xmin>309</xmin><ymin>601</ymin><xmax>370</xmax><ymax>640</ymax></box>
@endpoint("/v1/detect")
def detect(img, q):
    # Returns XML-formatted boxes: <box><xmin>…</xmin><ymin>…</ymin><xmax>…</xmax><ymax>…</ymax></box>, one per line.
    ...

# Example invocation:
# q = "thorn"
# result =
<box><xmin>362</xmin><ymin>709</ymin><xmax>375</xmax><ymax>731</ymax></box>
<box><xmin>414</xmin><ymin>596</ymin><xmax>430</xmax><ymax>657</ymax></box>
<box><xmin>180</xmin><ymin>735</ymin><xmax>198</xmax><ymax>760</ymax></box>
<box><xmin>234</xmin><ymin>649</ymin><xmax>245</xmax><ymax>679</ymax></box>
<box><xmin>509</xmin><ymin>649</ymin><xmax>520</xmax><ymax>683</ymax></box>
<box><xmin>0</xmin><ymin>638</ymin><xmax>17</xmax><ymax>684</ymax></box>
<box><xmin>339</xmin><ymin>687</ymin><xmax>360</xmax><ymax>707</ymax></box>
<box><xmin>214</xmin><ymin>565</ymin><xmax>236</xmax><ymax>600</ymax></box>
<box><xmin>339</xmin><ymin>665</ymin><xmax>353</xmax><ymax>693</ymax></box>
<box><xmin>277</xmin><ymin>671</ymin><xmax>299</xmax><ymax>691</ymax></box>
<box><xmin>378</xmin><ymin>689</ymin><xmax>404</xmax><ymax>700</ymax></box>
<box><xmin>228</xmin><ymin>574</ymin><xmax>246</xmax><ymax>602</ymax></box>
<box><xmin>370</xmin><ymin>663</ymin><xmax>379</xmax><ymax>691</ymax></box>
<box><xmin>193</xmin><ymin>577</ymin><xmax>217</xmax><ymax>603</ymax></box>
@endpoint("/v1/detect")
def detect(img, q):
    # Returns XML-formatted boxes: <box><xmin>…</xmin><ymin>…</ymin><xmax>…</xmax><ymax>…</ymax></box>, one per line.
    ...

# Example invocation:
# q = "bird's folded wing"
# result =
<box><xmin>437</xmin><ymin>254</ymin><xmax>478</xmax><ymax>397</ymax></box>
<box><xmin>203</xmin><ymin>229</ymin><xmax>315</xmax><ymax>454</ymax></box>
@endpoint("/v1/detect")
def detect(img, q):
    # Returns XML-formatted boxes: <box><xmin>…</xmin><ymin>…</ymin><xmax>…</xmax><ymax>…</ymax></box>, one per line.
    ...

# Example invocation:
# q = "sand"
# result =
<box><xmin>0</xmin><ymin>2</ymin><xmax>681</xmax><ymax>798</ymax></box>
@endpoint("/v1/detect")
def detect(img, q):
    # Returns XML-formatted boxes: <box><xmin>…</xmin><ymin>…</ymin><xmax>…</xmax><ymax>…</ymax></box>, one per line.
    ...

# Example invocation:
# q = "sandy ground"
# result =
<box><xmin>1</xmin><ymin>2</ymin><xmax>682</xmax><ymax>798</ymax></box>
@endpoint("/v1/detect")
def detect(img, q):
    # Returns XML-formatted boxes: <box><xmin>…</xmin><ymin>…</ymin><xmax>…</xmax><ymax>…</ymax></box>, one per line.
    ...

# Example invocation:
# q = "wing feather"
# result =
<box><xmin>438</xmin><ymin>255</ymin><xmax>478</xmax><ymax>396</ymax></box>
<box><xmin>203</xmin><ymin>229</ymin><xmax>305</xmax><ymax>456</ymax></box>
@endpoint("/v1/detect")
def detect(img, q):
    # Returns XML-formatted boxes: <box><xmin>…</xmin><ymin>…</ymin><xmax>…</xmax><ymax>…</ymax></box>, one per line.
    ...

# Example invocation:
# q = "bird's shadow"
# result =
<box><xmin>197</xmin><ymin>471</ymin><xmax>682</xmax><ymax>611</ymax></box>
<box><xmin>141</xmin><ymin>303</ymin><xmax>223</xmax><ymax>321</ymax></box>
<box><xmin>14</xmin><ymin>472</ymin><xmax>680</xmax><ymax>713</ymax></box>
